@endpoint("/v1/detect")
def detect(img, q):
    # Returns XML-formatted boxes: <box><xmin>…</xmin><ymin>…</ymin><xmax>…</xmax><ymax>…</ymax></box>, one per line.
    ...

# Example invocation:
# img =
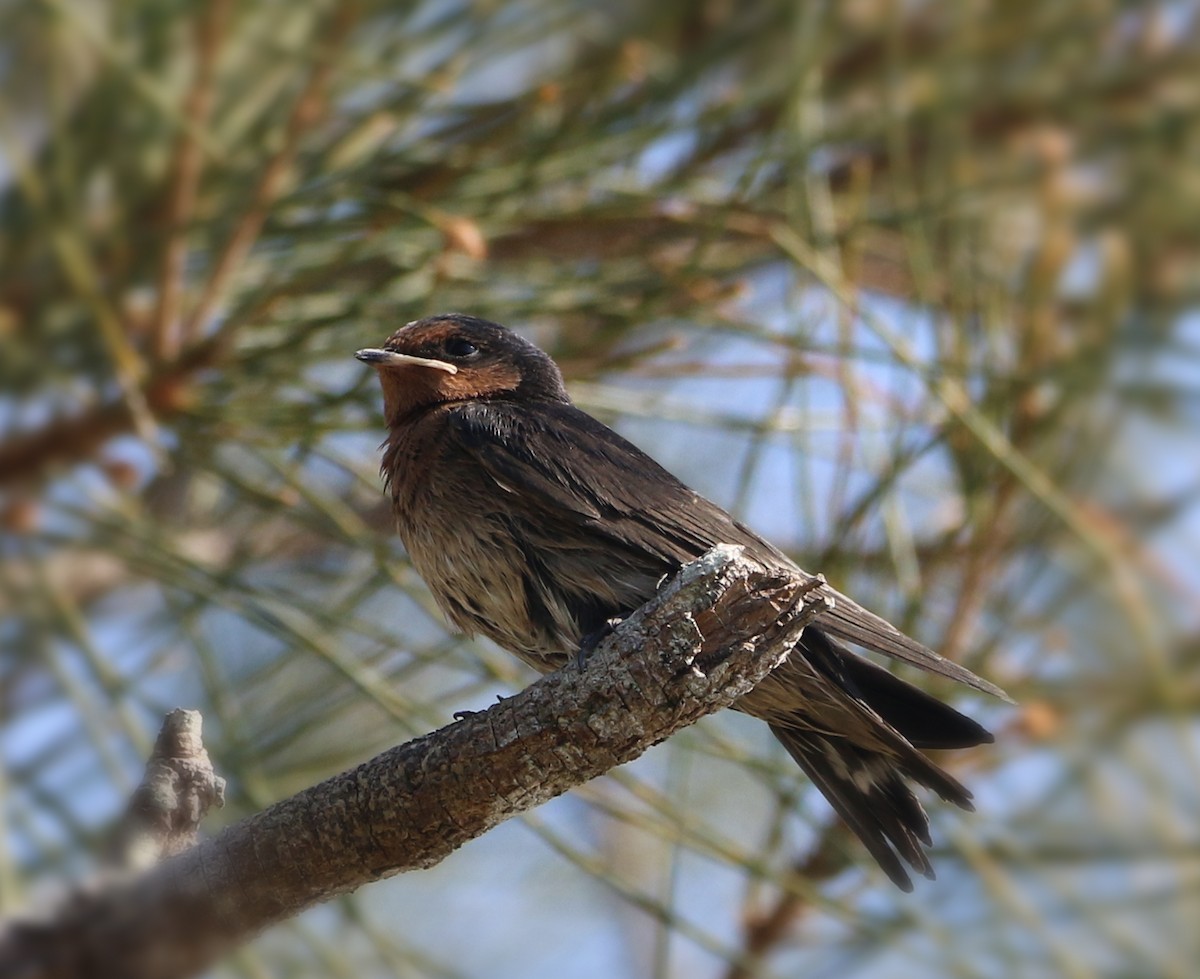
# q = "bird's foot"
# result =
<box><xmin>453</xmin><ymin>694</ymin><xmax>506</xmax><ymax>721</ymax></box>
<box><xmin>574</xmin><ymin>617</ymin><xmax>625</xmax><ymax>670</ymax></box>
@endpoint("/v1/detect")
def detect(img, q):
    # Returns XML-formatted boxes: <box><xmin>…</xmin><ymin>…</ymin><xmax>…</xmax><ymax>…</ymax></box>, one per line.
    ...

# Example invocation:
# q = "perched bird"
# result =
<box><xmin>358</xmin><ymin>313</ymin><xmax>1006</xmax><ymax>890</ymax></box>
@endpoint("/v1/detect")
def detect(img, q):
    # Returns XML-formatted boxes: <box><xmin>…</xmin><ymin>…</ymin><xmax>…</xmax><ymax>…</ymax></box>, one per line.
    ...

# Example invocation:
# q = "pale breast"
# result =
<box><xmin>405</xmin><ymin>506</ymin><xmax>569</xmax><ymax>671</ymax></box>
<box><xmin>384</xmin><ymin>416</ymin><xmax>572</xmax><ymax>671</ymax></box>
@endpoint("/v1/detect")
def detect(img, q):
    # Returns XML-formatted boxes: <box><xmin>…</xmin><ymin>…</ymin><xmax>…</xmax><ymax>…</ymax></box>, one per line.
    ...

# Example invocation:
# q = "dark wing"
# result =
<box><xmin>446</xmin><ymin>399</ymin><xmax>753</xmax><ymax>568</ymax></box>
<box><xmin>447</xmin><ymin>400</ymin><xmax>1010</xmax><ymax>702</ymax></box>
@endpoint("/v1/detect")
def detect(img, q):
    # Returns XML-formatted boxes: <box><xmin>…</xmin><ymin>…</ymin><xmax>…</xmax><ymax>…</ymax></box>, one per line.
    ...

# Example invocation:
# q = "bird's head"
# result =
<box><xmin>356</xmin><ymin>314</ymin><xmax>568</xmax><ymax>425</ymax></box>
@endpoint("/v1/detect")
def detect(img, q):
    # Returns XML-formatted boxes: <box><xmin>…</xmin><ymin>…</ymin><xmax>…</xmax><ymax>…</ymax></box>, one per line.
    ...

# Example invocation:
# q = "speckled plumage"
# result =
<box><xmin>361</xmin><ymin>313</ymin><xmax>1002</xmax><ymax>891</ymax></box>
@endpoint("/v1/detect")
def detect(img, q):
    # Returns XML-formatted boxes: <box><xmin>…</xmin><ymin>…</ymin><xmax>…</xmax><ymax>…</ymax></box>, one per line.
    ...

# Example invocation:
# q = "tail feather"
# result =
<box><xmin>771</xmin><ymin>724</ymin><xmax>972</xmax><ymax>891</ymax></box>
<box><xmin>764</xmin><ymin>628</ymin><xmax>988</xmax><ymax>890</ymax></box>
<box><xmin>819</xmin><ymin>587</ymin><xmax>1013</xmax><ymax>703</ymax></box>
<box><xmin>831</xmin><ymin>642</ymin><xmax>995</xmax><ymax>750</ymax></box>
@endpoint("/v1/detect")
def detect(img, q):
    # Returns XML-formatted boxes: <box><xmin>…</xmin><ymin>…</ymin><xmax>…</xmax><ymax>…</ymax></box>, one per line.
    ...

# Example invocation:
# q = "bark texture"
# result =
<box><xmin>0</xmin><ymin>545</ymin><xmax>829</xmax><ymax>979</ymax></box>
<box><xmin>108</xmin><ymin>709</ymin><xmax>226</xmax><ymax>871</ymax></box>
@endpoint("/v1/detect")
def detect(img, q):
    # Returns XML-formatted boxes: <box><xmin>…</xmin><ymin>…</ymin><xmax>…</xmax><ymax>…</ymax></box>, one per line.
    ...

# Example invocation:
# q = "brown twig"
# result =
<box><xmin>151</xmin><ymin>0</ymin><xmax>232</xmax><ymax>363</ymax></box>
<box><xmin>0</xmin><ymin>3</ymin><xmax>356</xmax><ymax>490</ymax></box>
<box><xmin>182</xmin><ymin>0</ymin><xmax>360</xmax><ymax>343</ymax></box>
<box><xmin>725</xmin><ymin>822</ymin><xmax>851</xmax><ymax>979</ymax></box>
<box><xmin>0</xmin><ymin>338</ymin><xmax>221</xmax><ymax>488</ymax></box>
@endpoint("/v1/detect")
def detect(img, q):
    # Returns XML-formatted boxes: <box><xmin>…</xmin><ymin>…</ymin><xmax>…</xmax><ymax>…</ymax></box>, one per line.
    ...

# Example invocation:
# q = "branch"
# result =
<box><xmin>725</xmin><ymin>822</ymin><xmax>850</xmax><ymax>979</ymax></box>
<box><xmin>0</xmin><ymin>337</ymin><xmax>221</xmax><ymax>488</ymax></box>
<box><xmin>107</xmin><ymin>710</ymin><xmax>226</xmax><ymax>871</ymax></box>
<box><xmin>150</xmin><ymin>0</ymin><xmax>231</xmax><ymax>363</ymax></box>
<box><xmin>0</xmin><ymin>545</ymin><xmax>830</xmax><ymax>979</ymax></box>
<box><xmin>181</xmin><ymin>0</ymin><xmax>359</xmax><ymax>342</ymax></box>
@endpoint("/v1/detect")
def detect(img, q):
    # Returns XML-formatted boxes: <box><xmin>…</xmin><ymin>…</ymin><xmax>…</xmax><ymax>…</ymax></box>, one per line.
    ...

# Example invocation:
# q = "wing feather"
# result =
<box><xmin>447</xmin><ymin>401</ymin><xmax>1010</xmax><ymax>702</ymax></box>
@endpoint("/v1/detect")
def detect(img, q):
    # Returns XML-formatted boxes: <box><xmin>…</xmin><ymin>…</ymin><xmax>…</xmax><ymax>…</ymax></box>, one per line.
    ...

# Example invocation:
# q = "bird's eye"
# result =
<box><xmin>443</xmin><ymin>337</ymin><xmax>479</xmax><ymax>358</ymax></box>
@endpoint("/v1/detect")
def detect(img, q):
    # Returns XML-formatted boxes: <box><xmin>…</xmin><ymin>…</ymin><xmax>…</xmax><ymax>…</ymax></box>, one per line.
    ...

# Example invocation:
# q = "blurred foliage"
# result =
<box><xmin>2</xmin><ymin>0</ymin><xmax>1199</xmax><ymax>976</ymax></box>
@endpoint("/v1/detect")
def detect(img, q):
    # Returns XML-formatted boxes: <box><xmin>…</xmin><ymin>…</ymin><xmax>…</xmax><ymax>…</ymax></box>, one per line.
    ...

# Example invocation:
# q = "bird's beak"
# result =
<box><xmin>355</xmin><ymin>349</ymin><xmax>459</xmax><ymax>374</ymax></box>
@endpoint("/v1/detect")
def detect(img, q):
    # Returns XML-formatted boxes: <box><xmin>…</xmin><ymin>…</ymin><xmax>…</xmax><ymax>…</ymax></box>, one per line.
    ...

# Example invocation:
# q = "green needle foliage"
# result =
<box><xmin>2</xmin><ymin>1</ymin><xmax>1198</xmax><ymax>976</ymax></box>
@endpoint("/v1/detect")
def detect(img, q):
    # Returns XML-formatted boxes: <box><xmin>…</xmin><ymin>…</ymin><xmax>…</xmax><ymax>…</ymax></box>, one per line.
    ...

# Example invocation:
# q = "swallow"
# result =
<box><xmin>358</xmin><ymin>313</ymin><xmax>1006</xmax><ymax>890</ymax></box>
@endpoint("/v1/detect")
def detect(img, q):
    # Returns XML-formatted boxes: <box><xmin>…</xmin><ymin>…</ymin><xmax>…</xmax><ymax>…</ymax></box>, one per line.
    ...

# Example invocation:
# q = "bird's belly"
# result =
<box><xmin>400</xmin><ymin>513</ymin><xmax>572</xmax><ymax>672</ymax></box>
<box><xmin>389</xmin><ymin>440</ymin><xmax>667</xmax><ymax>673</ymax></box>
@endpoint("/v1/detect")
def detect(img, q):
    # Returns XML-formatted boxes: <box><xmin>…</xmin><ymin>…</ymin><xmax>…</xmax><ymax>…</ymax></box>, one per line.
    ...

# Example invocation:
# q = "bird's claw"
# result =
<box><xmin>574</xmin><ymin>616</ymin><xmax>625</xmax><ymax>670</ymax></box>
<box><xmin>454</xmin><ymin>694</ymin><xmax>506</xmax><ymax>720</ymax></box>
